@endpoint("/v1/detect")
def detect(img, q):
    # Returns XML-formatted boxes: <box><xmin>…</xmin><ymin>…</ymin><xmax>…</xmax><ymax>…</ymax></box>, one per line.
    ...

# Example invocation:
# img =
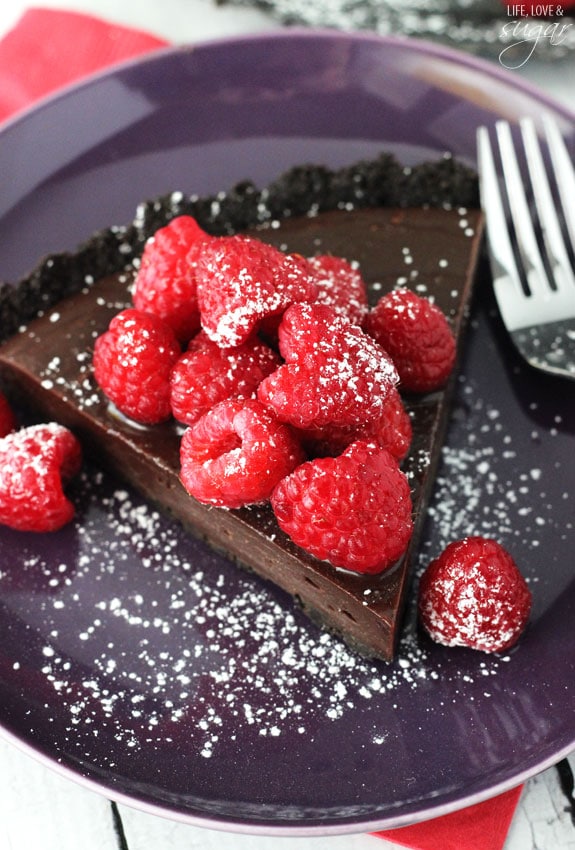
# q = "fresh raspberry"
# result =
<box><xmin>258</xmin><ymin>303</ymin><xmax>398</xmax><ymax>431</ymax></box>
<box><xmin>133</xmin><ymin>216</ymin><xmax>210</xmax><ymax>344</ymax></box>
<box><xmin>271</xmin><ymin>440</ymin><xmax>413</xmax><ymax>574</ymax></box>
<box><xmin>370</xmin><ymin>385</ymin><xmax>413</xmax><ymax>460</ymax></box>
<box><xmin>180</xmin><ymin>397</ymin><xmax>305</xmax><ymax>509</ymax></box>
<box><xmin>171</xmin><ymin>331</ymin><xmax>281</xmax><ymax>426</ymax></box>
<box><xmin>0</xmin><ymin>423</ymin><xmax>82</xmax><ymax>532</ymax></box>
<box><xmin>308</xmin><ymin>254</ymin><xmax>368</xmax><ymax>326</ymax></box>
<box><xmin>364</xmin><ymin>288</ymin><xmax>456</xmax><ymax>393</ymax></box>
<box><xmin>0</xmin><ymin>392</ymin><xmax>17</xmax><ymax>437</ymax></box>
<box><xmin>93</xmin><ymin>308</ymin><xmax>181</xmax><ymax>425</ymax></box>
<box><xmin>195</xmin><ymin>235</ymin><xmax>318</xmax><ymax>347</ymax></box>
<box><xmin>298</xmin><ymin>385</ymin><xmax>412</xmax><ymax>460</ymax></box>
<box><xmin>418</xmin><ymin>536</ymin><xmax>532</xmax><ymax>653</ymax></box>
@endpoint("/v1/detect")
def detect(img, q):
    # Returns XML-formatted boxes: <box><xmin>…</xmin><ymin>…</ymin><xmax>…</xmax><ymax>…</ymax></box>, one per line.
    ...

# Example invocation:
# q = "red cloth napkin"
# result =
<box><xmin>0</xmin><ymin>7</ymin><xmax>525</xmax><ymax>850</ymax></box>
<box><xmin>374</xmin><ymin>785</ymin><xmax>524</xmax><ymax>850</ymax></box>
<box><xmin>0</xmin><ymin>7</ymin><xmax>166</xmax><ymax>122</ymax></box>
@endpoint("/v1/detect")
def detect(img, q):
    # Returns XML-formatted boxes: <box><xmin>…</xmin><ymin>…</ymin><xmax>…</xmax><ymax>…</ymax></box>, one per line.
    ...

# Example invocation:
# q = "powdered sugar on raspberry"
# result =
<box><xmin>0</xmin><ymin>423</ymin><xmax>82</xmax><ymax>532</ymax></box>
<box><xmin>259</xmin><ymin>303</ymin><xmax>398</xmax><ymax>430</ymax></box>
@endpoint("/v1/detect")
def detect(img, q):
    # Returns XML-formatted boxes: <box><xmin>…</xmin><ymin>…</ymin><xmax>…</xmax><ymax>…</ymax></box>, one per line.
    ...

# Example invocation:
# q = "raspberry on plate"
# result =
<box><xmin>0</xmin><ymin>392</ymin><xmax>17</xmax><ymax>437</ymax></box>
<box><xmin>195</xmin><ymin>234</ymin><xmax>318</xmax><ymax>347</ymax></box>
<box><xmin>258</xmin><ymin>302</ymin><xmax>398</xmax><ymax>431</ymax></box>
<box><xmin>180</xmin><ymin>397</ymin><xmax>305</xmax><ymax>509</ymax></box>
<box><xmin>308</xmin><ymin>254</ymin><xmax>368</xmax><ymax>326</ymax></box>
<box><xmin>171</xmin><ymin>331</ymin><xmax>281</xmax><ymax>426</ymax></box>
<box><xmin>364</xmin><ymin>287</ymin><xmax>456</xmax><ymax>393</ymax></box>
<box><xmin>0</xmin><ymin>423</ymin><xmax>82</xmax><ymax>532</ymax></box>
<box><xmin>93</xmin><ymin>308</ymin><xmax>181</xmax><ymax>425</ymax></box>
<box><xmin>418</xmin><ymin>536</ymin><xmax>532</xmax><ymax>653</ymax></box>
<box><xmin>271</xmin><ymin>440</ymin><xmax>413</xmax><ymax>574</ymax></box>
<box><xmin>133</xmin><ymin>215</ymin><xmax>210</xmax><ymax>345</ymax></box>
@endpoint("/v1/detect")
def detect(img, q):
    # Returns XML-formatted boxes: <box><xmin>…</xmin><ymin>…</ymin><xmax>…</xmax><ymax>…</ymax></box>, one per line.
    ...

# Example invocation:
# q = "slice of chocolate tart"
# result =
<box><xmin>0</xmin><ymin>153</ymin><xmax>483</xmax><ymax>660</ymax></box>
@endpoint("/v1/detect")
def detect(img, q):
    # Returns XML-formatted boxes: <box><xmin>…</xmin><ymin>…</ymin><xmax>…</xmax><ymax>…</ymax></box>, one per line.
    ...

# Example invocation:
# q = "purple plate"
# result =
<box><xmin>0</xmin><ymin>30</ymin><xmax>574</xmax><ymax>835</ymax></box>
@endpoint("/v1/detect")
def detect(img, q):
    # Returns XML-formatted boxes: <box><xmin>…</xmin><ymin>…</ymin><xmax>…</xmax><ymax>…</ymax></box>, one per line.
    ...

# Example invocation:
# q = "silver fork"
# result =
<box><xmin>477</xmin><ymin>116</ymin><xmax>575</xmax><ymax>379</ymax></box>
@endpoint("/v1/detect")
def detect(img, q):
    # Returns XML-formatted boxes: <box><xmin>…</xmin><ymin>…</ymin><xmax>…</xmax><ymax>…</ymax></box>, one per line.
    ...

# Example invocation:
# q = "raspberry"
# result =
<box><xmin>0</xmin><ymin>392</ymin><xmax>17</xmax><ymax>437</ymax></box>
<box><xmin>171</xmin><ymin>331</ymin><xmax>280</xmax><ymax>426</ymax></box>
<box><xmin>180</xmin><ymin>397</ymin><xmax>305</xmax><ymax>509</ymax></box>
<box><xmin>258</xmin><ymin>303</ymin><xmax>398</xmax><ymax>431</ymax></box>
<box><xmin>133</xmin><ymin>216</ymin><xmax>210</xmax><ymax>344</ymax></box>
<box><xmin>299</xmin><ymin>385</ymin><xmax>412</xmax><ymax>461</ymax></box>
<box><xmin>0</xmin><ymin>423</ymin><xmax>82</xmax><ymax>532</ymax></box>
<box><xmin>418</xmin><ymin>536</ymin><xmax>532</xmax><ymax>653</ymax></box>
<box><xmin>364</xmin><ymin>288</ymin><xmax>456</xmax><ymax>393</ymax></box>
<box><xmin>271</xmin><ymin>440</ymin><xmax>413</xmax><ymax>574</ymax></box>
<box><xmin>94</xmin><ymin>308</ymin><xmax>181</xmax><ymax>425</ymax></box>
<box><xmin>370</xmin><ymin>385</ymin><xmax>413</xmax><ymax>460</ymax></box>
<box><xmin>195</xmin><ymin>235</ymin><xmax>318</xmax><ymax>347</ymax></box>
<box><xmin>308</xmin><ymin>254</ymin><xmax>368</xmax><ymax>326</ymax></box>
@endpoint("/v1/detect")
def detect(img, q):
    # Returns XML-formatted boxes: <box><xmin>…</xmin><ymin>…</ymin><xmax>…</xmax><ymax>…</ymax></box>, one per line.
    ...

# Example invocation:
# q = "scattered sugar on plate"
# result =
<box><xmin>3</xmin><ymin>370</ymin><xmax>565</xmax><ymax>763</ymax></box>
<box><xmin>2</xmin><ymin>274</ymin><xmax>572</xmax><ymax>767</ymax></box>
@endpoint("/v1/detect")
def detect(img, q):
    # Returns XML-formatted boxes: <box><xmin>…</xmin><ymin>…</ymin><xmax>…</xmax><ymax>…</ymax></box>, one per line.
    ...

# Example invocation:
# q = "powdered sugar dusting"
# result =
<box><xmin>28</xmin><ymin>468</ymin><xmax>429</xmax><ymax>757</ymax></box>
<box><xmin>4</xmin><ymin>360</ymin><xmax>566</xmax><ymax>762</ymax></box>
<box><xmin>422</xmin><ymin>381</ymin><xmax>569</xmax><ymax>555</ymax></box>
<box><xmin>1</xmin><ymin>211</ymin><xmax>571</xmax><ymax>776</ymax></box>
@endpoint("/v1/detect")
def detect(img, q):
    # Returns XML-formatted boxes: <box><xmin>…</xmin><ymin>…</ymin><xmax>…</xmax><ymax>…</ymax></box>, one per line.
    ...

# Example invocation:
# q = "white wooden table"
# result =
<box><xmin>1</xmin><ymin>730</ymin><xmax>574</xmax><ymax>849</ymax></box>
<box><xmin>0</xmin><ymin>2</ymin><xmax>574</xmax><ymax>848</ymax></box>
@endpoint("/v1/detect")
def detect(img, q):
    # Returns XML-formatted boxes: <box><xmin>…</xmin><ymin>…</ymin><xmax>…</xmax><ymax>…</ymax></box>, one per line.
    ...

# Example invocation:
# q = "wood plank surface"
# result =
<box><xmin>1</xmin><ymin>737</ymin><xmax>574</xmax><ymax>849</ymax></box>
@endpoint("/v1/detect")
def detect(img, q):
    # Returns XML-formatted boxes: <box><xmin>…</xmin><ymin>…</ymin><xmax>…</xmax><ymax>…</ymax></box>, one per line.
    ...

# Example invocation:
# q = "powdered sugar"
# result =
<box><xmin>0</xmin><ymin>423</ymin><xmax>82</xmax><ymax>532</ymax></box>
<box><xmin>259</xmin><ymin>302</ymin><xmax>399</xmax><ymax>431</ymax></box>
<box><xmin>1</xmin><ymin>210</ymin><xmax>571</xmax><ymax>774</ymax></box>
<box><xmin>3</xmin><ymin>348</ymin><xmax>568</xmax><ymax>788</ymax></box>
<box><xmin>421</xmin><ymin>374</ymin><xmax>568</xmax><ymax>556</ymax></box>
<box><xmin>10</xmin><ymin>362</ymin><xmax>560</xmax><ymax>762</ymax></box>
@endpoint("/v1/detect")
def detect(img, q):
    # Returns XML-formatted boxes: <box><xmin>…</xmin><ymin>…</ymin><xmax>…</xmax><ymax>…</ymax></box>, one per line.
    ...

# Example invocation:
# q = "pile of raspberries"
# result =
<box><xmin>93</xmin><ymin>215</ymin><xmax>456</xmax><ymax>575</ymax></box>
<box><xmin>0</xmin><ymin>215</ymin><xmax>532</xmax><ymax>653</ymax></box>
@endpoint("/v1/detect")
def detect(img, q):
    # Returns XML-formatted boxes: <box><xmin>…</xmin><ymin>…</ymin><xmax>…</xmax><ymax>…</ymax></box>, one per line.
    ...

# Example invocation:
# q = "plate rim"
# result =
<box><xmin>1</xmin><ymin>27</ymin><xmax>574</xmax><ymax>138</ymax></box>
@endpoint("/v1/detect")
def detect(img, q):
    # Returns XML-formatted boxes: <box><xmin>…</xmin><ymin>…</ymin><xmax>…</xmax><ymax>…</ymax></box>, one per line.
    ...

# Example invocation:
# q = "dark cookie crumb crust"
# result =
<box><xmin>0</xmin><ymin>152</ymin><xmax>478</xmax><ymax>344</ymax></box>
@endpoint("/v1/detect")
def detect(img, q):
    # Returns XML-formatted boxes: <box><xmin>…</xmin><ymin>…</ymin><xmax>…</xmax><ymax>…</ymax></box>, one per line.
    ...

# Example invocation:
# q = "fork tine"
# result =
<box><xmin>495</xmin><ymin>120</ymin><xmax>551</xmax><ymax>301</ymax></box>
<box><xmin>520</xmin><ymin>117</ymin><xmax>575</xmax><ymax>294</ymax></box>
<box><xmin>476</xmin><ymin>126</ymin><xmax>525</xmax><ymax>330</ymax></box>
<box><xmin>542</xmin><ymin>115</ymin><xmax>575</xmax><ymax>251</ymax></box>
<box><xmin>477</xmin><ymin>119</ymin><xmax>575</xmax><ymax>380</ymax></box>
